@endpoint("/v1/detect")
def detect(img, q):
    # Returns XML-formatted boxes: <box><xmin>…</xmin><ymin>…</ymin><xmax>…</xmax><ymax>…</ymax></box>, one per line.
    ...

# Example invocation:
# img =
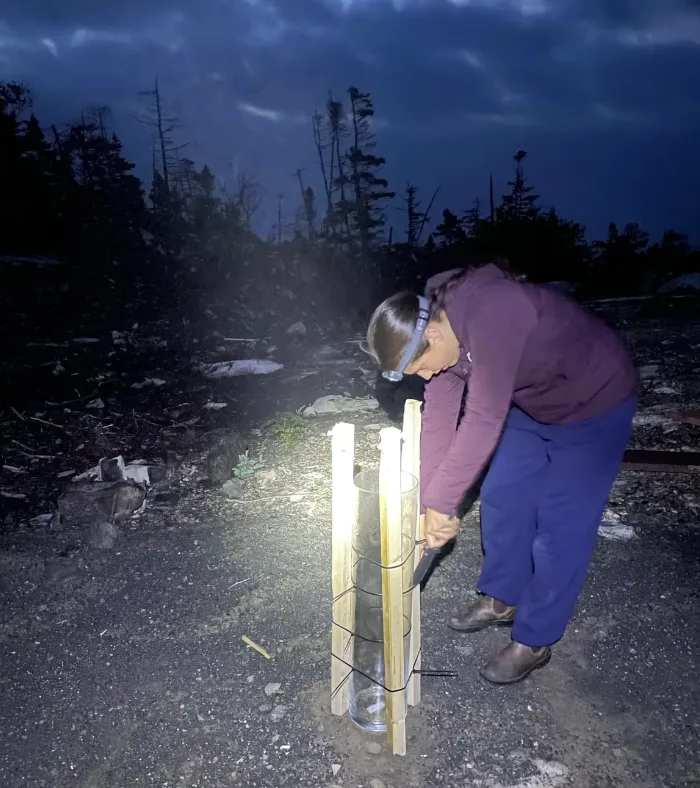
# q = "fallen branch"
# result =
<box><xmin>3</xmin><ymin>465</ymin><xmax>27</xmax><ymax>474</ymax></box>
<box><xmin>1</xmin><ymin>490</ymin><xmax>27</xmax><ymax>499</ymax></box>
<box><xmin>227</xmin><ymin>492</ymin><xmax>314</xmax><ymax>503</ymax></box>
<box><xmin>30</xmin><ymin>416</ymin><xmax>66</xmax><ymax>431</ymax></box>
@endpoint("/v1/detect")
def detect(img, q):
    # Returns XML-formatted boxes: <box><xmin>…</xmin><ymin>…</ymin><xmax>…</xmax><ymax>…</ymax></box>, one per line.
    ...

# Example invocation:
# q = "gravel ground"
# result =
<box><xmin>1</xmin><ymin>297</ymin><xmax>699</xmax><ymax>788</ymax></box>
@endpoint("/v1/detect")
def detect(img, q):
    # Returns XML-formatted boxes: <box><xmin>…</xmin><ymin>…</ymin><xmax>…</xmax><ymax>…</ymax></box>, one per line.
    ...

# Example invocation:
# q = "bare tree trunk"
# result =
<box><xmin>417</xmin><ymin>185</ymin><xmax>440</xmax><ymax>245</ymax></box>
<box><xmin>311</xmin><ymin>113</ymin><xmax>331</xmax><ymax>211</ymax></box>
<box><xmin>296</xmin><ymin>169</ymin><xmax>316</xmax><ymax>241</ymax></box>
<box><xmin>135</xmin><ymin>77</ymin><xmax>190</xmax><ymax>194</ymax></box>
<box><xmin>489</xmin><ymin>174</ymin><xmax>495</xmax><ymax>222</ymax></box>
<box><xmin>277</xmin><ymin>194</ymin><xmax>283</xmax><ymax>244</ymax></box>
<box><xmin>154</xmin><ymin>79</ymin><xmax>169</xmax><ymax>192</ymax></box>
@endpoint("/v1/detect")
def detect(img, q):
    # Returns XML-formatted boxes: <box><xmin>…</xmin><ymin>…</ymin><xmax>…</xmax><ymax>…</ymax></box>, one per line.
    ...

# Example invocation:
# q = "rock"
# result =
<box><xmin>637</xmin><ymin>364</ymin><xmax>659</xmax><ymax>381</ymax></box>
<box><xmin>58</xmin><ymin>481</ymin><xmax>145</xmax><ymax>524</ymax></box>
<box><xmin>222</xmin><ymin>479</ymin><xmax>245</xmax><ymax>500</ymax></box>
<box><xmin>370</xmin><ymin>780</ymin><xmax>387</xmax><ymax>788</ymax></box>
<box><xmin>598</xmin><ymin>523</ymin><xmax>636</xmax><ymax>541</ymax></box>
<box><xmin>206</xmin><ymin>432</ymin><xmax>247</xmax><ymax>486</ymax></box>
<box><xmin>264</xmin><ymin>683</ymin><xmax>282</xmax><ymax>696</ymax></box>
<box><xmin>366</xmin><ymin>741</ymin><xmax>382</xmax><ymax>755</ymax></box>
<box><xmin>286</xmin><ymin>321</ymin><xmax>307</xmax><ymax>338</ymax></box>
<box><xmin>258</xmin><ymin>704</ymin><xmax>273</xmax><ymax>714</ymax></box>
<box><xmin>332</xmin><ymin>764</ymin><xmax>341</xmax><ymax>776</ymax></box>
<box><xmin>44</xmin><ymin>560</ymin><xmax>80</xmax><ymax>582</ymax></box>
<box><xmin>270</xmin><ymin>705</ymin><xmax>288</xmax><ymax>722</ymax></box>
<box><xmin>257</xmin><ymin>469</ymin><xmax>278</xmax><ymax>485</ymax></box>
<box><xmin>149</xmin><ymin>490</ymin><xmax>179</xmax><ymax>508</ymax></box>
<box><xmin>87</xmin><ymin>521</ymin><xmax>120</xmax><ymax>550</ymax></box>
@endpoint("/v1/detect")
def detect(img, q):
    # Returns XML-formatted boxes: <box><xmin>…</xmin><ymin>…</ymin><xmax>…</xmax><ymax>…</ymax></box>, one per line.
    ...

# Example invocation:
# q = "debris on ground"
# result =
<box><xmin>302</xmin><ymin>394</ymin><xmax>379</xmax><ymax>417</ymax></box>
<box><xmin>58</xmin><ymin>480</ymin><xmax>146</xmax><ymax>525</ymax></box>
<box><xmin>286</xmin><ymin>321</ymin><xmax>307</xmax><ymax>337</ymax></box>
<box><xmin>0</xmin><ymin>295</ymin><xmax>699</xmax><ymax>787</ymax></box>
<box><xmin>200</xmin><ymin>359</ymin><xmax>284</xmax><ymax>379</ymax></box>
<box><xmin>598</xmin><ymin>523</ymin><xmax>637</xmax><ymax>541</ymax></box>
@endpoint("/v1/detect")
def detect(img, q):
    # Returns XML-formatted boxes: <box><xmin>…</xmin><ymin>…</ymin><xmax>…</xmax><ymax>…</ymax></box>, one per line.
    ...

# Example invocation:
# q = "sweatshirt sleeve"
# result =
<box><xmin>422</xmin><ymin>286</ymin><xmax>537</xmax><ymax>515</ymax></box>
<box><xmin>419</xmin><ymin>371</ymin><xmax>465</xmax><ymax>514</ymax></box>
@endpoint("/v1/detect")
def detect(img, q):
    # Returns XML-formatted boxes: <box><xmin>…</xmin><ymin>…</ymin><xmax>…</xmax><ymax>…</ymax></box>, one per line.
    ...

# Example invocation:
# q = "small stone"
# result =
<box><xmin>286</xmin><ymin>320</ymin><xmax>307</xmax><ymax>337</ymax></box>
<box><xmin>258</xmin><ymin>704</ymin><xmax>273</xmax><ymax>713</ymax></box>
<box><xmin>332</xmin><ymin>764</ymin><xmax>341</xmax><ymax>776</ymax></box>
<box><xmin>612</xmin><ymin>748</ymin><xmax>625</xmax><ymax>758</ymax></box>
<box><xmin>270</xmin><ymin>705</ymin><xmax>288</xmax><ymax>722</ymax></box>
<box><xmin>222</xmin><ymin>479</ymin><xmax>244</xmax><ymax>500</ymax></box>
<box><xmin>264</xmin><ymin>683</ymin><xmax>282</xmax><ymax>696</ymax></box>
<box><xmin>44</xmin><ymin>561</ymin><xmax>80</xmax><ymax>583</ymax></box>
<box><xmin>370</xmin><ymin>780</ymin><xmax>387</xmax><ymax>788</ymax></box>
<box><xmin>87</xmin><ymin>521</ymin><xmax>119</xmax><ymax>550</ymax></box>
<box><xmin>366</xmin><ymin>742</ymin><xmax>382</xmax><ymax>755</ymax></box>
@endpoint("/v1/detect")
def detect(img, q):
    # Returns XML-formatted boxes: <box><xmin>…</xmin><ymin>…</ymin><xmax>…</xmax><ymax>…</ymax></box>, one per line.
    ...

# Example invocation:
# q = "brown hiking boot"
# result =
<box><xmin>480</xmin><ymin>641</ymin><xmax>551</xmax><ymax>685</ymax></box>
<box><xmin>447</xmin><ymin>595</ymin><xmax>516</xmax><ymax>633</ymax></box>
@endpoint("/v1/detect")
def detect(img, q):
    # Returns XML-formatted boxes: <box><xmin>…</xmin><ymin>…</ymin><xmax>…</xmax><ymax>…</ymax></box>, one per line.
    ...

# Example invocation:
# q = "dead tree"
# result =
<box><xmin>296</xmin><ymin>168</ymin><xmax>316</xmax><ymax>240</ymax></box>
<box><xmin>135</xmin><ymin>77</ymin><xmax>188</xmax><ymax>193</ymax></box>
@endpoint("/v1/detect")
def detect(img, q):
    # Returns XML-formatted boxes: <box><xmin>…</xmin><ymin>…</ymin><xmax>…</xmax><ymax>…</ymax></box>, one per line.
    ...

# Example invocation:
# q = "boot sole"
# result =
<box><xmin>480</xmin><ymin>652</ymin><xmax>552</xmax><ymax>685</ymax></box>
<box><xmin>447</xmin><ymin>618</ymin><xmax>515</xmax><ymax>634</ymax></box>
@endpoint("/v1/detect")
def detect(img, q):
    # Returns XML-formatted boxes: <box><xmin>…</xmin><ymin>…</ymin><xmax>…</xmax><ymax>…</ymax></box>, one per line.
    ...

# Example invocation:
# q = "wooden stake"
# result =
<box><xmin>379</xmin><ymin>427</ymin><xmax>407</xmax><ymax>756</ymax></box>
<box><xmin>401</xmin><ymin>399</ymin><xmax>422</xmax><ymax>707</ymax></box>
<box><xmin>331</xmin><ymin>422</ymin><xmax>356</xmax><ymax>716</ymax></box>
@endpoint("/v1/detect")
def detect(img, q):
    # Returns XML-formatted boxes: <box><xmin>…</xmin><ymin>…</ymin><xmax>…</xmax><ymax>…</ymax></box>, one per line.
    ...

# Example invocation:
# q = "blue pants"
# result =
<box><xmin>477</xmin><ymin>397</ymin><xmax>636</xmax><ymax>647</ymax></box>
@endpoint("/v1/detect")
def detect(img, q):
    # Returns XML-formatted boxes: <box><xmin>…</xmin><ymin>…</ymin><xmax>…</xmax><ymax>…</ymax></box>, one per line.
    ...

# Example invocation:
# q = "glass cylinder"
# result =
<box><xmin>347</xmin><ymin>468</ymin><xmax>418</xmax><ymax>732</ymax></box>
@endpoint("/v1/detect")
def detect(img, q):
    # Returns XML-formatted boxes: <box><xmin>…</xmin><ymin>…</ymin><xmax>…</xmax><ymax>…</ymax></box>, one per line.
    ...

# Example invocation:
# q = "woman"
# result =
<box><xmin>366</xmin><ymin>262</ymin><xmax>638</xmax><ymax>685</ymax></box>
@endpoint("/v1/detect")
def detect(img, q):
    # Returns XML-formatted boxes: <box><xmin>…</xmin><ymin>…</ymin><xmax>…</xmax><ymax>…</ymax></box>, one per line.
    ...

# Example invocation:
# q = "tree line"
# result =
<box><xmin>1</xmin><ymin>79</ymin><xmax>698</xmax><ymax>323</ymax></box>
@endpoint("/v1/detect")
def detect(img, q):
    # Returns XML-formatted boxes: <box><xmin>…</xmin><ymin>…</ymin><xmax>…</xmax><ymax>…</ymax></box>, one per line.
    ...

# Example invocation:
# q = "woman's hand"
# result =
<box><xmin>425</xmin><ymin>507</ymin><xmax>460</xmax><ymax>548</ymax></box>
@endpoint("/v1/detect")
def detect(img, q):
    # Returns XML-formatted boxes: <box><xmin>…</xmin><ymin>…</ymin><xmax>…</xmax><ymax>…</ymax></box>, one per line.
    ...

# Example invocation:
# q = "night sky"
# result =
<box><xmin>1</xmin><ymin>0</ymin><xmax>699</xmax><ymax>241</ymax></box>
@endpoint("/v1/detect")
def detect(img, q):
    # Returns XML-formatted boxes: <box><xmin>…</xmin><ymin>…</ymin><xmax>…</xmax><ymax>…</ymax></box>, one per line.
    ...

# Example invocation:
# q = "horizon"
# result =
<box><xmin>1</xmin><ymin>0</ymin><xmax>699</xmax><ymax>242</ymax></box>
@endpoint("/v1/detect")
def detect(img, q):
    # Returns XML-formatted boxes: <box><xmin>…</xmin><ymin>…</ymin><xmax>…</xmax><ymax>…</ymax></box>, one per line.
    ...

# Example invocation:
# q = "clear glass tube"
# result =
<box><xmin>347</xmin><ymin>468</ymin><xmax>418</xmax><ymax>732</ymax></box>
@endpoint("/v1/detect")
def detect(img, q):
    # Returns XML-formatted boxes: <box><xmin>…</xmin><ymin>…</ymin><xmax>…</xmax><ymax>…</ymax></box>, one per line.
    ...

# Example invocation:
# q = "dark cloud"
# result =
<box><xmin>1</xmin><ymin>0</ymin><xmax>699</xmax><ymax>240</ymax></box>
<box><xmin>1</xmin><ymin>0</ymin><xmax>188</xmax><ymax>30</ymax></box>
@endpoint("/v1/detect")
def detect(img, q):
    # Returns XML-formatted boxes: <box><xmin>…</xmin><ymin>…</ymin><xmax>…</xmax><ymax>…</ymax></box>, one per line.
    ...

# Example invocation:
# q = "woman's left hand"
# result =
<box><xmin>425</xmin><ymin>507</ymin><xmax>461</xmax><ymax>548</ymax></box>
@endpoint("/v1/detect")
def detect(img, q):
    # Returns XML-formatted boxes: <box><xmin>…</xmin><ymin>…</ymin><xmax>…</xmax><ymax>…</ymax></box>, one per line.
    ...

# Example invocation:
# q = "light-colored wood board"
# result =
<box><xmin>402</xmin><ymin>399</ymin><xmax>422</xmax><ymax>708</ymax></box>
<box><xmin>379</xmin><ymin>426</ymin><xmax>407</xmax><ymax>756</ymax></box>
<box><xmin>330</xmin><ymin>422</ymin><xmax>356</xmax><ymax>716</ymax></box>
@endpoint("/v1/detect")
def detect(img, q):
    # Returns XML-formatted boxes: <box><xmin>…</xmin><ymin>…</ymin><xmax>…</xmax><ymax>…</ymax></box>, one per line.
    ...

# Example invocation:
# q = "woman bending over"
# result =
<box><xmin>366</xmin><ymin>262</ymin><xmax>638</xmax><ymax>684</ymax></box>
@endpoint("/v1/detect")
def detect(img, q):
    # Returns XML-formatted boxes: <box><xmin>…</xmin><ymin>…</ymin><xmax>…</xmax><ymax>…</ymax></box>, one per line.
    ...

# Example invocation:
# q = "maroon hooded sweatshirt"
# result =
<box><xmin>420</xmin><ymin>264</ymin><xmax>639</xmax><ymax>515</ymax></box>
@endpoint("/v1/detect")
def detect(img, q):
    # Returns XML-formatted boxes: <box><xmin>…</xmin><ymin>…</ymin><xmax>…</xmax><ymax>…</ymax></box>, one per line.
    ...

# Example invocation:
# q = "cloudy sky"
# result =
<box><xmin>1</xmin><ymin>0</ymin><xmax>699</xmax><ymax>241</ymax></box>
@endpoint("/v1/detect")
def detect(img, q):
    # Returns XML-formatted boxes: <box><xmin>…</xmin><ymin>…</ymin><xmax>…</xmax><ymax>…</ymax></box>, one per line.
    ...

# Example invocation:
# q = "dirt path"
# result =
<box><xmin>1</xmin><ymin>408</ymin><xmax>698</xmax><ymax>787</ymax></box>
<box><xmin>1</xmin><ymin>301</ymin><xmax>699</xmax><ymax>787</ymax></box>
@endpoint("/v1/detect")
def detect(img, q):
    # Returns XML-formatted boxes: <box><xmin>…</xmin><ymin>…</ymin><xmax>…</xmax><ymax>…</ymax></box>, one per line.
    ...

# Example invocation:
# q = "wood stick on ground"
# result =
<box><xmin>379</xmin><ymin>426</ymin><xmax>407</xmax><ymax>757</ymax></box>
<box><xmin>622</xmin><ymin>449</ymin><xmax>700</xmax><ymax>474</ymax></box>
<box><xmin>330</xmin><ymin>422</ymin><xmax>356</xmax><ymax>716</ymax></box>
<box><xmin>402</xmin><ymin>399</ymin><xmax>423</xmax><ymax>708</ymax></box>
<box><xmin>29</xmin><ymin>416</ymin><xmax>65</xmax><ymax>431</ymax></box>
<box><xmin>672</xmin><ymin>409</ymin><xmax>700</xmax><ymax>428</ymax></box>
